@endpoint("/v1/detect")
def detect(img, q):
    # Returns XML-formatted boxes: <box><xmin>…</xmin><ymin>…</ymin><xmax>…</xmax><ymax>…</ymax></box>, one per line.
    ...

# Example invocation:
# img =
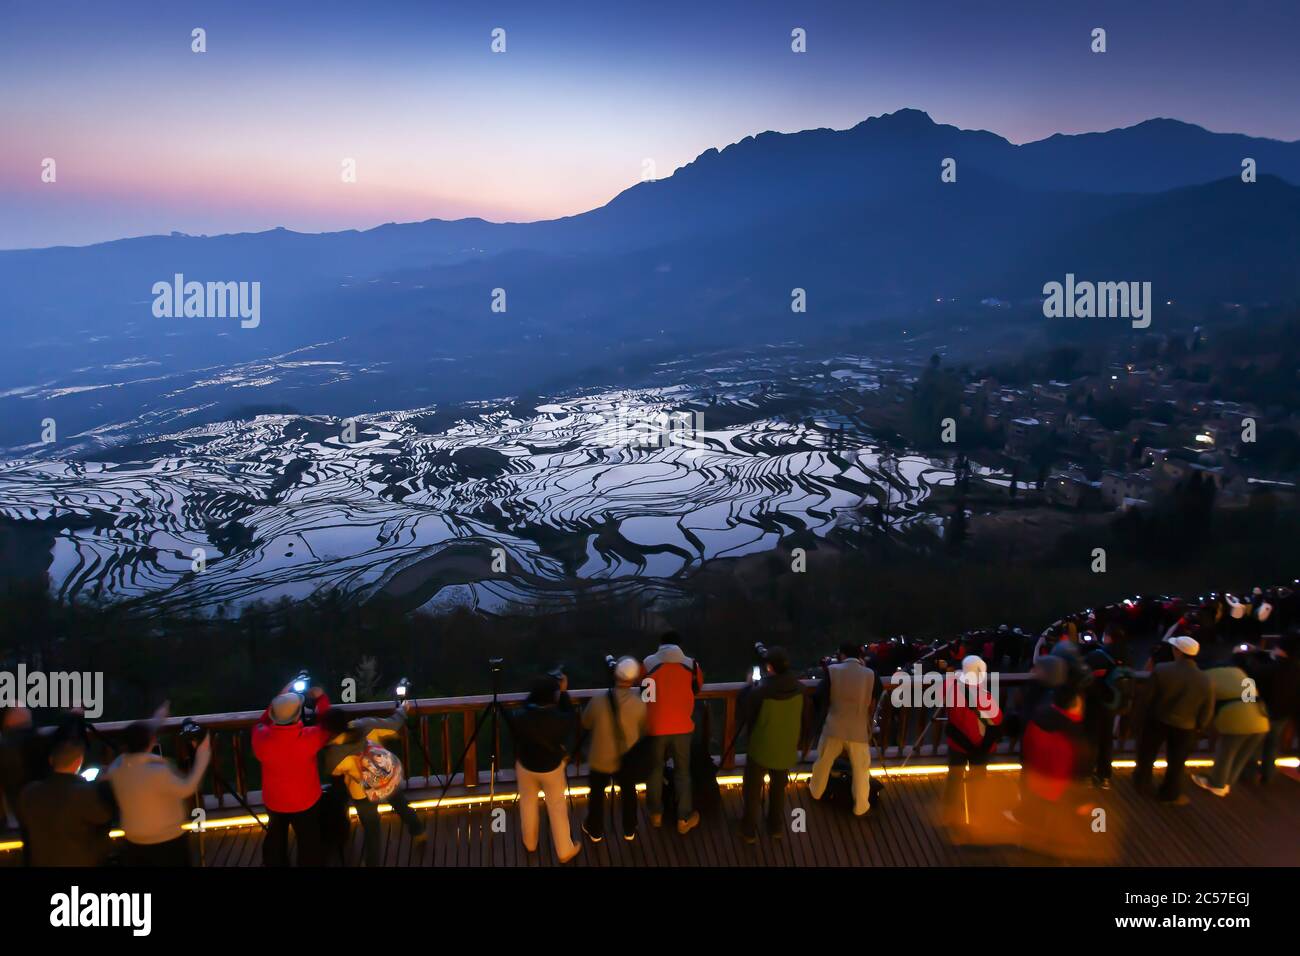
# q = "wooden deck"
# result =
<box><xmin>141</xmin><ymin>764</ymin><xmax>1300</xmax><ymax>868</ymax></box>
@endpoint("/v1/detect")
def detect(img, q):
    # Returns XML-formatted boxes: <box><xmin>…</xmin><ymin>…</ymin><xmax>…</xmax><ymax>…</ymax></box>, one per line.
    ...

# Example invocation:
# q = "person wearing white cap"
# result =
<box><xmin>940</xmin><ymin>655</ymin><xmax>1003</xmax><ymax>823</ymax></box>
<box><xmin>1134</xmin><ymin>634</ymin><xmax>1213</xmax><ymax>804</ymax></box>
<box><xmin>580</xmin><ymin>656</ymin><xmax>647</xmax><ymax>843</ymax></box>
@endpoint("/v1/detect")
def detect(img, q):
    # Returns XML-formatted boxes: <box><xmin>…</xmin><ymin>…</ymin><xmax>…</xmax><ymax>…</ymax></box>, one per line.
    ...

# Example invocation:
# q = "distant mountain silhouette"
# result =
<box><xmin>2</xmin><ymin>108</ymin><xmax>1298</xmax><ymax>395</ymax></box>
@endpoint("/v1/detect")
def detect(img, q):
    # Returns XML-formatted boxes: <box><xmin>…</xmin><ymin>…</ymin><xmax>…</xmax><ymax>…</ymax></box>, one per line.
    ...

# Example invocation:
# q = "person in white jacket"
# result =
<box><xmin>808</xmin><ymin>643</ymin><xmax>876</xmax><ymax>816</ymax></box>
<box><xmin>105</xmin><ymin>701</ymin><xmax>211</xmax><ymax>866</ymax></box>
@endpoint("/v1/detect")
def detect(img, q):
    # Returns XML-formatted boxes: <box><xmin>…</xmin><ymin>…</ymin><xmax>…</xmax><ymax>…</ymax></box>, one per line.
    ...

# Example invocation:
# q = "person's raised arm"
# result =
<box><xmin>172</xmin><ymin>736</ymin><xmax>212</xmax><ymax>796</ymax></box>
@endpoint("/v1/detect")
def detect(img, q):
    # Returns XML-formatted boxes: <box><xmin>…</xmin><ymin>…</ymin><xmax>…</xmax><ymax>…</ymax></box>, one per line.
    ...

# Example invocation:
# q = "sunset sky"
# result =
<box><xmin>3</xmin><ymin>0</ymin><xmax>1298</xmax><ymax>249</ymax></box>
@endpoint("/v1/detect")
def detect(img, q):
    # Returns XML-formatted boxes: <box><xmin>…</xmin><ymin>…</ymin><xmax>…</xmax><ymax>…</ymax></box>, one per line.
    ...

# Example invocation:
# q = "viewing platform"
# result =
<box><xmin>3</xmin><ymin>675</ymin><xmax>1297</xmax><ymax>867</ymax></box>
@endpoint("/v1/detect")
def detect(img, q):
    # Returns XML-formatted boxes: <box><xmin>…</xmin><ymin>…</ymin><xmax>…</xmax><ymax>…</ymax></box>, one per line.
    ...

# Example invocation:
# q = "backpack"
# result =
<box><xmin>608</xmin><ymin>688</ymin><xmax>655</xmax><ymax>783</ymax></box>
<box><xmin>824</xmin><ymin>757</ymin><xmax>885</xmax><ymax>813</ymax></box>
<box><xmin>357</xmin><ymin>740</ymin><xmax>403</xmax><ymax>802</ymax></box>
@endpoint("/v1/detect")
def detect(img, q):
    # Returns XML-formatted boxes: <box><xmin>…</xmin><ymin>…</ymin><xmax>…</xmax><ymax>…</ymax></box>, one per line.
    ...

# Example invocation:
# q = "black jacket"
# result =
<box><xmin>1253</xmin><ymin>654</ymin><xmax>1300</xmax><ymax>724</ymax></box>
<box><xmin>507</xmin><ymin>694</ymin><xmax>579</xmax><ymax>774</ymax></box>
<box><xmin>18</xmin><ymin>772</ymin><xmax>114</xmax><ymax>866</ymax></box>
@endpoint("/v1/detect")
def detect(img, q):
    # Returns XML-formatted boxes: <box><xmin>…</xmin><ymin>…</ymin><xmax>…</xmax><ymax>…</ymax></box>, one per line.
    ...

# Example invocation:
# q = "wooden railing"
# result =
<box><xmin>61</xmin><ymin>668</ymin><xmax>1289</xmax><ymax>823</ymax></box>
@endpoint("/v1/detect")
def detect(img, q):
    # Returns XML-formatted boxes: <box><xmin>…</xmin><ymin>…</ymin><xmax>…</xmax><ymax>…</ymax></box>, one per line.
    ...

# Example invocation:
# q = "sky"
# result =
<box><xmin>2</xmin><ymin>0</ymin><xmax>1298</xmax><ymax>250</ymax></box>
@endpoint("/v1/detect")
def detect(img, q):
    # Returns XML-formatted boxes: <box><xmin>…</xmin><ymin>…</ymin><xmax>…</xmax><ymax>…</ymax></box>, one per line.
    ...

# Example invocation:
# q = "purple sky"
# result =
<box><xmin>3</xmin><ymin>0</ymin><xmax>1298</xmax><ymax>249</ymax></box>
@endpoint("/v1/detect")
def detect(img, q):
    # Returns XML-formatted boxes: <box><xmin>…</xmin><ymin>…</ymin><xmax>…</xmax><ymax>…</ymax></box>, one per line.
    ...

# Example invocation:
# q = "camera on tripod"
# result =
<box><xmin>395</xmin><ymin>677</ymin><xmax>411</xmax><ymax>705</ymax></box>
<box><xmin>180</xmin><ymin>718</ymin><xmax>208</xmax><ymax>744</ymax></box>
<box><xmin>750</xmin><ymin>642</ymin><xmax>770</xmax><ymax>681</ymax></box>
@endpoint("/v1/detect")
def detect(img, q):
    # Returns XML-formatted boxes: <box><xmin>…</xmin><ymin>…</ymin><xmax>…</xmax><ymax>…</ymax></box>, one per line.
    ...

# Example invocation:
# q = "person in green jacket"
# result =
<box><xmin>1193</xmin><ymin>664</ymin><xmax>1270</xmax><ymax>797</ymax></box>
<box><xmin>738</xmin><ymin>647</ymin><xmax>805</xmax><ymax>844</ymax></box>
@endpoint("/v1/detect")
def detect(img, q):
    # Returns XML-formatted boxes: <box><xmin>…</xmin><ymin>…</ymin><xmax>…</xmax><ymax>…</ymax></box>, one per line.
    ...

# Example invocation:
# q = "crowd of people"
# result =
<box><xmin>1</xmin><ymin>582</ymin><xmax>1297</xmax><ymax>866</ymax></box>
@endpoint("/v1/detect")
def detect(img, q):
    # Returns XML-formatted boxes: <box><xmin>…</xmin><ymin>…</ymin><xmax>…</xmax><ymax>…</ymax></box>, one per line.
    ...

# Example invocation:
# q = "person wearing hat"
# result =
<box><xmin>642</xmin><ymin>633</ymin><xmax>704</xmax><ymax>835</ymax></box>
<box><xmin>580</xmin><ymin>656</ymin><xmax>647</xmax><ymax>843</ymax></box>
<box><xmin>1134</xmin><ymin>635</ymin><xmax>1213</xmax><ymax>804</ymax></box>
<box><xmin>251</xmin><ymin>682</ymin><xmax>332</xmax><ymax>866</ymax></box>
<box><xmin>940</xmin><ymin>654</ymin><xmax>1003</xmax><ymax>823</ymax></box>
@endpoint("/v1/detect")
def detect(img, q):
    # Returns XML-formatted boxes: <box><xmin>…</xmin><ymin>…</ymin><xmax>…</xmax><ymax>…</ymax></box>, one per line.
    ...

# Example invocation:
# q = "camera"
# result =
<box><xmin>290</xmin><ymin>670</ymin><xmax>310</xmax><ymax>694</ymax></box>
<box><xmin>547</xmin><ymin>662</ymin><xmax>566</xmax><ymax>681</ymax></box>
<box><xmin>488</xmin><ymin>657</ymin><xmax>504</xmax><ymax>674</ymax></box>
<box><xmin>395</xmin><ymin>677</ymin><xmax>411</xmax><ymax>704</ymax></box>
<box><xmin>604</xmin><ymin>654</ymin><xmax>618</xmax><ymax>671</ymax></box>
<box><xmin>180</xmin><ymin>718</ymin><xmax>208</xmax><ymax>745</ymax></box>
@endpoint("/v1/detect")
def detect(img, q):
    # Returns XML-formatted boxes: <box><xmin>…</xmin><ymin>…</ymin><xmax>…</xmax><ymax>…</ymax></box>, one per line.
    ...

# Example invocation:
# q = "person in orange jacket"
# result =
<box><xmin>642</xmin><ymin>634</ymin><xmax>704</xmax><ymax>835</ymax></box>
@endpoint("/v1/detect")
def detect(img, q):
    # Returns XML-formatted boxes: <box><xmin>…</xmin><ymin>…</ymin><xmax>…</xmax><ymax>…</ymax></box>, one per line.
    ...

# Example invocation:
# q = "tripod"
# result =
<box><xmin>429</xmin><ymin>660</ymin><xmax>507</xmax><ymax>852</ymax></box>
<box><xmin>191</xmin><ymin>751</ymin><xmax>269</xmax><ymax>867</ymax></box>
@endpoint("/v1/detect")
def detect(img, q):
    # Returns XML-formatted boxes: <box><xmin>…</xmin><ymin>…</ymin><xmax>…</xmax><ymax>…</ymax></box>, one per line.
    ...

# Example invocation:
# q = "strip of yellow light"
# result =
<box><xmin>2</xmin><ymin>757</ymin><xmax>1294</xmax><ymax>851</ymax></box>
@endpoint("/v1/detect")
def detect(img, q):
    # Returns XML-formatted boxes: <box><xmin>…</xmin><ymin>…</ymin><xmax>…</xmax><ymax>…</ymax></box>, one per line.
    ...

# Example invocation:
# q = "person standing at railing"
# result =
<box><xmin>1248</xmin><ymin>631</ymin><xmax>1299</xmax><ymax>784</ymax></box>
<box><xmin>808</xmin><ymin>642</ymin><xmax>876</xmax><ymax>817</ymax></box>
<box><xmin>252</xmin><ymin>683</ymin><xmax>332</xmax><ymax>866</ymax></box>
<box><xmin>505</xmin><ymin>674</ymin><xmax>581</xmax><ymax>864</ymax></box>
<box><xmin>1134</xmin><ymin>636</ymin><xmax>1213</xmax><ymax>805</ymax></box>
<box><xmin>104</xmin><ymin>701</ymin><xmax>212</xmax><ymax>866</ymax></box>
<box><xmin>1</xmin><ymin>705</ymin><xmax>89</xmax><ymax>865</ymax></box>
<box><xmin>643</xmin><ymin>634</ymin><xmax>704</xmax><ymax>835</ymax></box>
<box><xmin>737</xmin><ymin>646</ymin><xmax>803</xmax><ymax>844</ymax></box>
<box><xmin>319</xmin><ymin>700</ymin><xmax>428</xmax><ymax>866</ymax></box>
<box><xmin>17</xmin><ymin>735</ymin><xmax>114</xmax><ymax>867</ymax></box>
<box><xmin>1083</xmin><ymin>625</ymin><xmax>1133</xmax><ymax>789</ymax></box>
<box><xmin>580</xmin><ymin>657</ymin><xmax>647</xmax><ymax>844</ymax></box>
<box><xmin>941</xmin><ymin>655</ymin><xmax>1003</xmax><ymax>824</ymax></box>
<box><xmin>1192</xmin><ymin>655</ymin><xmax>1271</xmax><ymax>798</ymax></box>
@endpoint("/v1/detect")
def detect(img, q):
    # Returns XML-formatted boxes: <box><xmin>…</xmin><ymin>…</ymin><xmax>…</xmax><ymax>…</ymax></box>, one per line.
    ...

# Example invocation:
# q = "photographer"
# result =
<box><xmin>581</xmin><ymin>656</ymin><xmax>647</xmax><ymax>843</ymax></box>
<box><xmin>505</xmin><ymin>674</ymin><xmax>581</xmax><ymax>863</ymax></box>
<box><xmin>251</xmin><ymin>682</ymin><xmax>332</xmax><ymax>866</ymax></box>
<box><xmin>320</xmin><ymin>700</ymin><xmax>427</xmax><ymax>866</ymax></box>
<box><xmin>643</xmin><ymin>634</ymin><xmax>704</xmax><ymax>835</ymax></box>
<box><xmin>1083</xmin><ymin>624</ymin><xmax>1132</xmax><ymax>788</ymax></box>
<box><xmin>2</xmin><ymin>705</ymin><xmax>87</xmax><ymax>864</ymax></box>
<box><xmin>1192</xmin><ymin>651</ymin><xmax>1270</xmax><ymax>798</ymax></box>
<box><xmin>1134</xmin><ymin>635</ymin><xmax>1213</xmax><ymax>805</ymax></box>
<box><xmin>1009</xmin><ymin>643</ymin><xmax>1097</xmax><ymax>851</ymax></box>
<box><xmin>737</xmin><ymin>646</ymin><xmax>803</xmax><ymax>844</ymax></box>
<box><xmin>1252</xmin><ymin>631</ymin><xmax>1300</xmax><ymax>784</ymax></box>
<box><xmin>104</xmin><ymin>701</ymin><xmax>212</xmax><ymax>866</ymax></box>
<box><xmin>943</xmin><ymin>655</ymin><xmax>1003</xmax><ymax>823</ymax></box>
<box><xmin>18</xmin><ymin>734</ymin><xmax>114</xmax><ymax>867</ymax></box>
<box><xmin>808</xmin><ymin>642</ymin><xmax>875</xmax><ymax>817</ymax></box>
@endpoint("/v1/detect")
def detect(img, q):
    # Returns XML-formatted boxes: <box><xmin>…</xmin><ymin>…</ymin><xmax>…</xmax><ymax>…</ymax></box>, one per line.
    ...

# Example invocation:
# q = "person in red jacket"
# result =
<box><xmin>642</xmin><ymin>634</ymin><xmax>703</xmax><ymax>835</ymax></box>
<box><xmin>251</xmin><ymin>683</ymin><xmax>331</xmax><ymax>866</ymax></box>
<box><xmin>943</xmin><ymin>655</ymin><xmax>1003</xmax><ymax>825</ymax></box>
<box><xmin>1012</xmin><ymin>645</ymin><xmax>1098</xmax><ymax>852</ymax></box>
